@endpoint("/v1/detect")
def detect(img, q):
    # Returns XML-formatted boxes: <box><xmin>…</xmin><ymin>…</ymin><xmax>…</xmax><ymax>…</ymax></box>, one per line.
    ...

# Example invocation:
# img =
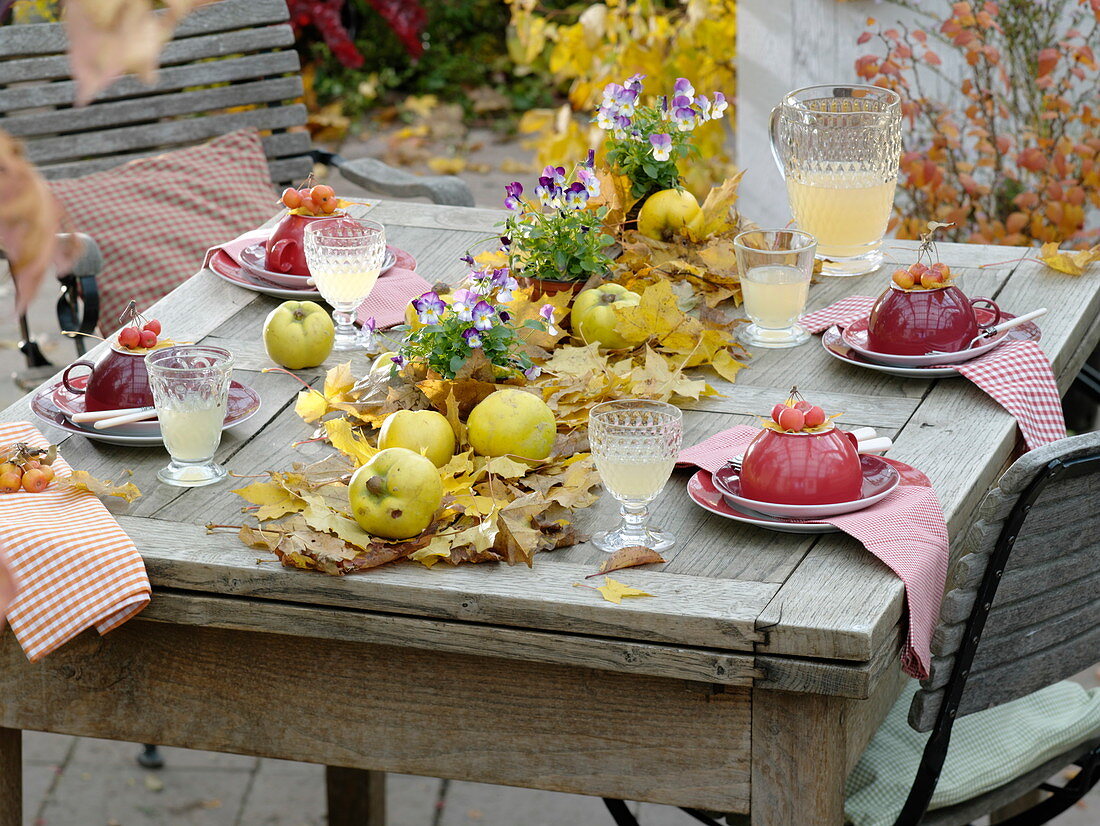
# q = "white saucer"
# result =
<box><xmin>686</xmin><ymin>470</ymin><xmax>840</xmax><ymax>535</ymax></box>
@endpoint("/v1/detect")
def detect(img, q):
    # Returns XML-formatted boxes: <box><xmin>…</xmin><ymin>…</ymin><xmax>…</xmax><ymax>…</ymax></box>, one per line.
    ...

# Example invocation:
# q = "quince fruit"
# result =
<box><xmin>262</xmin><ymin>300</ymin><xmax>334</xmax><ymax>370</ymax></box>
<box><xmin>348</xmin><ymin>448</ymin><xmax>443</xmax><ymax>539</ymax></box>
<box><xmin>467</xmin><ymin>389</ymin><xmax>556</xmax><ymax>460</ymax></box>
<box><xmin>572</xmin><ymin>284</ymin><xmax>644</xmax><ymax>350</ymax></box>
<box><xmin>377</xmin><ymin>410</ymin><xmax>456</xmax><ymax>468</ymax></box>
<box><xmin>637</xmin><ymin>188</ymin><xmax>702</xmax><ymax>242</ymax></box>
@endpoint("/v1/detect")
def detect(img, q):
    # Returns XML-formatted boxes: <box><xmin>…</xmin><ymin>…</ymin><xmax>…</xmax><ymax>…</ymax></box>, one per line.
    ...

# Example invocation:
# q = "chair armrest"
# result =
<box><xmin>55</xmin><ymin>233</ymin><xmax>102</xmax><ymax>352</ymax></box>
<box><xmin>331</xmin><ymin>156</ymin><xmax>475</xmax><ymax>207</ymax></box>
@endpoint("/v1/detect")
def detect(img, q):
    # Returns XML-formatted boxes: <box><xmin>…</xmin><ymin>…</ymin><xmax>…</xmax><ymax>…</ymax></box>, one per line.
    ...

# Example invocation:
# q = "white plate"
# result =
<box><xmin>686</xmin><ymin>470</ymin><xmax>840</xmax><ymax>535</ymax></box>
<box><xmin>711</xmin><ymin>455</ymin><xmax>900</xmax><ymax>519</ymax></box>
<box><xmin>821</xmin><ymin>326</ymin><xmax>963</xmax><ymax>378</ymax></box>
<box><xmin>841</xmin><ymin>308</ymin><xmax>1009</xmax><ymax>366</ymax></box>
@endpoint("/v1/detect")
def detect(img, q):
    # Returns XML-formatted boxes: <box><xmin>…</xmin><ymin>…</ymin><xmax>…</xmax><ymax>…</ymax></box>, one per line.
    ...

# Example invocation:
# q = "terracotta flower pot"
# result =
<box><xmin>516</xmin><ymin>275</ymin><xmax>585</xmax><ymax>300</ymax></box>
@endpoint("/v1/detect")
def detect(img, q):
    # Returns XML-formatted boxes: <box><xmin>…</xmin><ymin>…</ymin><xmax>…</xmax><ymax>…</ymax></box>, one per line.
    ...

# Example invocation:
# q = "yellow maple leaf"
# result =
<box><xmin>541</xmin><ymin>343</ymin><xmax>608</xmax><ymax>378</ymax></box>
<box><xmin>66</xmin><ymin>469</ymin><xmax>142</xmax><ymax>502</ymax></box>
<box><xmin>232</xmin><ymin>480</ymin><xmax>305</xmax><ymax>521</ymax></box>
<box><xmin>614</xmin><ymin>279</ymin><xmax>695</xmax><ymax>350</ymax></box>
<box><xmin>295</xmin><ymin>388</ymin><xmax>328</xmax><ymax>423</ymax></box>
<box><xmin>324</xmin><ymin>418</ymin><xmax>377</xmax><ymax>467</ymax></box>
<box><xmin>688</xmin><ymin>171</ymin><xmax>746</xmax><ymax>241</ymax></box>
<box><xmin>710</xmin><ymin>349</ymin><xmax>747</xmax><ymax>383</ymax></box>
<box><xmin>589</xmin><ymin>577</ymin><xmax>654</xmax><ymax>604</ymax></box>
<box><xmin>1038</xmin><ymin>242</ymin><xmax>1100</xmax><ymax>276</ymax></box>
<box><xmin>473</xmin><ymin>249</ymin><xmax>508</xmax><ymax>270</ymax></box>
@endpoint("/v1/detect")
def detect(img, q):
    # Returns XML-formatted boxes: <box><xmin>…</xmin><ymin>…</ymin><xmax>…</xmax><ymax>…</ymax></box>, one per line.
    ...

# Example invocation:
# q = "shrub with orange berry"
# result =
<box><xmin>855</xmin><ymin>1</ymin><xmax>1099</xmax><ymax>249</ymax></box>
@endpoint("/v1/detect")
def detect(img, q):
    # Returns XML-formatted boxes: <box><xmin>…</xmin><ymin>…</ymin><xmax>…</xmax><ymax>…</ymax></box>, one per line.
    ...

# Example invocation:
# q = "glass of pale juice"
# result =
<box><xmin>304</xmin><ymin>217</ymin><xmax>387</xmax><ymax>352</ymax></box>
<box><xmin>770</xmin><ymin>84</ymin><xmax>902</xmax><ymax>276</ymax></box>
<box><xmin>145</xmin><ymin>345</ymin><xmax>234</xmax><ymax>487</ymax></box>
<box><xmin>733</xmin><ymin>229</ymin><xmax>817</xmax><ymax>349</ymax></box>
<box><xmin>589</xmin><ymin>400</ymin><xmax>683</xmax><ymax>553</ymax></box>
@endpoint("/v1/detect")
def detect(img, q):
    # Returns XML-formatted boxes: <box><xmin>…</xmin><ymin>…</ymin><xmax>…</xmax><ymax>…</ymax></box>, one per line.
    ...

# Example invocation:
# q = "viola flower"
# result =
<box><xmin>535</xmin><ymin>176</ymin><xmax>563</xmax><ymax>208</ymax></box>
<box><xmin>695</xmin><ymin>94</ymin><xmax>712</xmax><ymax>121</ymax></box>
<box><xmin>539</xmin><ymin>303</ymin><xmax>557</xmax><ymax>335</ymax></box>
<box><xmin>362</xmin><ymin>317</ymin><xmax>377</xmax><ymax>334</ymax></box>
<box><xmin>672</xmin><ymin>105</ymin><xmax>697</xmax><ymax>132</ymax></box>
<box><xmin>564</xmin><ymin>181</ymin><xmax>590</xmax><ymax>209</ymax></box>
<box><xmin>461</xmin><ymin>327</ymin><xmax>483</xmax><ymax>349</ymax></box>
<box><xmin>451</xmin><ymin>288</ymin><xmax>480</xmax><ymax>322</ymax></box>
<box><xmin>523</xmin><ymin>364</ymin><xmax>542</xmax><ymax>381</ymax></box>
<box><xmin>500</xmin><ymin>235</ymin><xmax>511</xmax><ymax>250</ymax></box>
<box><xmin>460</xmin><ymin>252</ymin><xmax>475</xmax><ymax>267</ymax></box>
<box><xmin>595</xmin><ymin>105</ymin><xmax>618</xmax><ymax>131</ymax></box>
<box><xmin>577</xmin><ymin>165</ymin><xmax>601</xmax><ymax>198</ymax></box>
<box><xmin>624</xmin><ymin>74</ymin><xmax>645</xmax><ymax>94</ymax></box>
<box><xmin>541</xmin><ymin>165</ymin><xmax>567</xmax><ymax>186</ymax></box>
<box><xmin>649</xmin><ymin>133</ymin><xmax>672</xmax><ymax>161</ymax></box>
<box><xmin>471</xmin><ymin>300</ymin><xmax>495</xmax><ymax>331</ymax></box>
<box><xmin>491</xmin><ymin>268</ymin><xmax>519</xmax><ymax>302</ymax></box>
<box><xmin>582</xmin><ymin>149</ymin><xmax>596</xmax><ymax>168</ymax></box>
<box><xmin>711</xmin><ymin>91</ymin><xmax>728</xmax><ymax>118</ymax></box>
<box><xmin>673</xmin><ymin>77</ymin><xmax>696</xmax><ymax>99</ymax></box>
<box><xmin>412</xmin><ymin>291</ymin><xmax>446</xmax><ymax>325</ymax></box>
<box><xmin>614</xmin><ymin>114</ymin><xmax>632</xmax><ymax>133</ymax></box>
<box><xmin>498</xmin><ymin>309</ymin><xmax>512</xmax><ymax>324</ymax></box>
<box><xmin>390</xmin><ymin>354</ymin><xmax>406</xmax><ymax>368</ymax></box>
<box><xmin>504</xmin><ymin>181</ymin><xmax>523</xmax><ymax>212</ymax></box>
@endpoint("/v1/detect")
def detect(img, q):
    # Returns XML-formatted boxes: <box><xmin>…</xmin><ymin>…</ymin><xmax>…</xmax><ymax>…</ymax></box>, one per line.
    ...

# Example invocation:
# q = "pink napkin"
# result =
<box><xmin>356</xmin><ymin>268</ymin><xmax>432</xmax><ymax>329</ymax></box>
<box><xmin>680</xmin><ymin>425</ymin><xmax>947</xmax><ymax>680</ymax></box>
<box><xmin>802</xmin><ymin>296</ymin><xmax>1066</xmax><ymax>450</ymax></box>
<box><xmin>202</xmin><ymin>228</ymin><xmax>271</xmax><ymax>270</ymax></box>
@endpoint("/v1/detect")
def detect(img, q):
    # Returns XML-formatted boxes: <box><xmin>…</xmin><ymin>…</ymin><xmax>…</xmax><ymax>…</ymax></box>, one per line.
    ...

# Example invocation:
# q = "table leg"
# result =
<box><xmin>326</xmin><ymin>765</ymin><xmax>385</xmax><ymax>826</ymax></box>
<box><xmin>750</xmin><ymin>690</ymin><xmax>847</xmax><ymax>826</ymax></box>
<box><xmin>0</xmin><ymin>727</ymin><xmax>21</xmax><ymax>826</ymax></box>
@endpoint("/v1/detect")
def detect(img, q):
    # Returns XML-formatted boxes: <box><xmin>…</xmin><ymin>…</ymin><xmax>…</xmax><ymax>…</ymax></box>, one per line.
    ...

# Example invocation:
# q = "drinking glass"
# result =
<box><xmin>145</xmin><ymin>345</ymin><xmax>233</xmax><ymax>487</ymax></box>
<box><xmin>770</xmin><ymin>84</ymin><xmax>901</xmax><ymax>277</ymax></box>
<box><xmin>589</xmin><ymin>400</ymin><xmax>683</xmax><ymax>553</ymax></box>
<box><xmin>734</xmin><ymin>229</ymin><xmax>816</xmax><ymax>349</ymax></box>
<box><xmin>303</xmin><ymin>217</ymin><xmax>386</xmax><ymax>351</ymax></box>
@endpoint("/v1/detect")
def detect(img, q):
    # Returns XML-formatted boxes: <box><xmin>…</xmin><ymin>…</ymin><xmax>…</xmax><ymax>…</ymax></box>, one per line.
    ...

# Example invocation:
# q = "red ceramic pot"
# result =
<box><xmin>739</xmin><ymin>426</ymin><xmax>862</xmax><ymax>505</ymax></box>
<box><xmin>265</xmin><ymin>213</ymin><xmax>340</xmax><ymax>276</ymax></box>
<box><xmin>61</xmin><ymin>344</ymin><xmax>153</xmax><ymax>412</ymax></box>
<box><xmin>867</xmin><ymin>284</ymin><xmax>1001</xmax><ymax>355</ymax></box>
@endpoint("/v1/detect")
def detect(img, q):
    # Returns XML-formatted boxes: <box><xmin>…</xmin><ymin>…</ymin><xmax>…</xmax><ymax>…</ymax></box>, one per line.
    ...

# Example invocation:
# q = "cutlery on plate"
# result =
<box><xmin>724</xmin><ymin>430</ymin><xmax>893</xmax><ymax>472</ymax></box>
<box><xmin>930</xmin><ymin>307</ymin><xmax>1048</xmax><ymax>354</ymax></box>
<box><xmin>91</xmin><ymin>408</ymin><xmax>160</xmax><ymax>430</ymax></box>
<box><xmin>70</xmin><ymin>406</ymin><xmax>155</xmax><ymax>424</ymax></box>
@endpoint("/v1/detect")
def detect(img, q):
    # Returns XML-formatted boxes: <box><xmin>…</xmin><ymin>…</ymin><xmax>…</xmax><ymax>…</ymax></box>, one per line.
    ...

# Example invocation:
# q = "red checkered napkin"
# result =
<box><xmin>954</xmin><ymin>341</ymin><xmax>1066</xmax><ymax>450</ymax></box>
<box><xmin>679</xmin><ymin>425</ymin><xmax>947</xmax><ymax>680</ymax></box>
<box><xmin>800</xmin><ymin>295</ymin><xmax>877</xmax><ymax>334</ymax></box>
<box><xmin>0</xmin><ymin>422</ymin><xmax>151</xmax><ymax>662</ymax></box>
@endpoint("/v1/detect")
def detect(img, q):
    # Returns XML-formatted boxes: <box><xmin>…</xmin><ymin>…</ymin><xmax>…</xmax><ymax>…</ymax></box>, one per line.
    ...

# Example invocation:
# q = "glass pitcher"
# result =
<box><xmin>770</xmin><ymin>85</ymin><xmax>902</xmax><ymax>277</ymax></box>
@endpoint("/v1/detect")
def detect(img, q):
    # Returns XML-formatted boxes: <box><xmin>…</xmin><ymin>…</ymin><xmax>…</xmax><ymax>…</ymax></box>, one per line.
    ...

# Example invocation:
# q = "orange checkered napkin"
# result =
<box><xmin>0</xmin><ymin>422</ymin><xmax>150</xmax><ymax>661</ymax></box>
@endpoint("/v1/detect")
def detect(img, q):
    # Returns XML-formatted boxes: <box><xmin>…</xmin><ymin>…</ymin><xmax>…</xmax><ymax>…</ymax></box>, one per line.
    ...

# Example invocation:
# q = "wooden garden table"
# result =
<box><xmin>2</xmin><ymin>201</ymin><xmax>1099</xmax><ymax>826</ymax></box>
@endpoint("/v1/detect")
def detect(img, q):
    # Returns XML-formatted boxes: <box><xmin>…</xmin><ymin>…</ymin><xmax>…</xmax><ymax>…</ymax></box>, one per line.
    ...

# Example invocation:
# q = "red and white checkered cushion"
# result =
<box><xmin>49</xmin><ymin>130</ymin><xmax>280</xmax><ymax>333</ymax></box>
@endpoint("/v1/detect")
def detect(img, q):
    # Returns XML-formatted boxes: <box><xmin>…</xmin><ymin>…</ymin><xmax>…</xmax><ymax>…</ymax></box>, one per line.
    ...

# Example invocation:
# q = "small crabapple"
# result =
<box><xmin>930</xmin><ymin>261</ymin><xmax>951</xmax><ymax>278</ymax></box>
<box><xmin>921</xmin><ymin>271</ymin><xmax>945</xmax><ymax>289</ymax></box>
<box><xmin>777</xmin><ymin>407</ymin><xmax>806</xmax><ymax>432</ymax></box>
<box><xmin>118</xmin><ymin>326</ymin><xmax>141</xmax><ymax>349</ymax></box>
<box><xmin>139</xmin><ymin>329</ymin><xmax>158</xmax><ymax>349</ymax></box>
<box><xmin>793</xmin><ymin>400</ymin><xmax>814</xmax><ymax>413</ymax></box>
<box><xmin>804</xmin><ymin>405</ymin><xmax>827</xmax><ymax>428</ymax></box>
<box><xmin>143</xmin><ymin>319</ymin><xmax>162</xmax><ymax>335</ymax></box>
<box><xmin>892</xmin><ymin>268</ymin><xmax>916</xmax><ymax>289</ymax></box>
<box><xmin>21</xmin><ymin>468</ymin><xmax>48</xmax><ymax>493</ymax></box>
<box><xmin>281</xmin><ymin>188</ymin><xmax>302</xmax><ymax>209</ymax></box>
<box><xmin>771</xmin><ymin>403</ymin><xmax>787</xmax><ymax>424</ymax></box>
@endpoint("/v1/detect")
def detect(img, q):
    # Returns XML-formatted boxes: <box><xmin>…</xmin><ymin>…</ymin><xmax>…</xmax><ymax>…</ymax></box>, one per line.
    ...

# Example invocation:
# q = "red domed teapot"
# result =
<box><xmin>740</xmin><ymin>426</ymin><xmax>863</xmax><ymax>505</ymax></box>
<box><xmin>868</xmin><ymin>256</ymin><xmax>1001</xmax><ymax>355</ymax></box>
<box><xmin>61</xmin><ymin>343</ymin><xmax>153</xmax><ymax>412</ymax></box>
<box><xmin>265</xmin><ymin>212</ymin><xmax>339</xmax><ymax>276</ymax></box>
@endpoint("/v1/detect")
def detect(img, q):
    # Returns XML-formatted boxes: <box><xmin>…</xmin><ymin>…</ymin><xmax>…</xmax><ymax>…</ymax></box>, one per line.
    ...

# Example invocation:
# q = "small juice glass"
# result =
<box><xmin>734</xmin><ymin>229</ymin><xmax>817</xmax><ymax>349</ymax></box>
<box><xmin>145</xmin><ymin>345</ymin><xmax>234</xmax><ymax>487</ymax></box>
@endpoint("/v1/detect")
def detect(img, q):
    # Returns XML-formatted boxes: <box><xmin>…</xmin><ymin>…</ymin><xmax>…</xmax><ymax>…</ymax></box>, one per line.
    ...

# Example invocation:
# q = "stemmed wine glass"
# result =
<box><xmin>589</xmin><ymin>399</ymin><xmax>683</xmax><ymax>553</ymax></box>
<box><xmin>303</xmin><ymin>217</ymin><xmax>386</xmax><ymax>351</ymax></box>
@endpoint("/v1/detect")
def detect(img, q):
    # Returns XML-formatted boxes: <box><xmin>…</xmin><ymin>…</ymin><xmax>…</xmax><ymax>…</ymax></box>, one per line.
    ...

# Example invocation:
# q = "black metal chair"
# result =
<box><xmin>603</xmin><ymin>431</ymin><xmax>1100</xmax><ymax>826</ymax></box>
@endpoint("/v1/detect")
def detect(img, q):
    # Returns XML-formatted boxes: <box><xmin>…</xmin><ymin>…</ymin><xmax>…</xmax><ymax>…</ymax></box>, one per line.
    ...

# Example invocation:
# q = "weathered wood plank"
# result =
<box><xmin>27</xmin><ymin>103</ymin><xmax>307</xmax><ymax>165</ymax></box>
<box><xmin>0</xmin><ymin>623</ymin><xmax>753</xmax><ymax>812</ymax></box>
<box><xmin>0</xmin><ymin>50</ymin><xmax>301</xmax><ymax>113</ymax></box>
<box><xmin>5</xmin><ymin>76</ymin><xmax>303</xmax><ymax>139</ymax></box>
<box><xmin>0</xmin><ymin>25</ymin><xmax>296</xmax><ymax>86</ymax></box>
<box><xmin>141</xmin><ymin>590</ymin><xmax>760</xmax><ymax>686</ymax></box>
<box><xmin>754</xmin><ymin>624</ymin><xmax>902</xmax><ymax>699</ymax></box>
<box><xmin>129</xmin><ymin>517</ymin><xmax>774</xmax><ymax>651</ymax></box>
<box><xmin>0</xmin><ymin>0</ymin><xmax>290</xmax><ymax>58</ymax></box>
<box><xmin>0</xmin><ymin>727</ymin><xmax>19</xmax><ymax>826</ymax></box>
<box><xmin>327</xmin><ymin>767</ymin><xmax>385</xmax><ymax>826</ymax></box>
<box><xmin>751</xmin><ymin>689</ymin><xmax>847</xmax><ymax>825</ymax></box>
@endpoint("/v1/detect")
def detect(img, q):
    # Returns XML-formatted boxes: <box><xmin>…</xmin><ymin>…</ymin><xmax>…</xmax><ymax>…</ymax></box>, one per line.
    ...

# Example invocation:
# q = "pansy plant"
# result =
<box><xmin>596</xmin><ymin>74</ymin><xmax>728</xmax><ymax>198</ymax></box>
<box><xmin>500</xmin><ymin>152</ymin><xmax>615</xmax><ymax>284</ymax></box>
<box><xmin>398</xmin><ymin>262</ymin><xmax>555</xmax><ymax>381</ymax></box>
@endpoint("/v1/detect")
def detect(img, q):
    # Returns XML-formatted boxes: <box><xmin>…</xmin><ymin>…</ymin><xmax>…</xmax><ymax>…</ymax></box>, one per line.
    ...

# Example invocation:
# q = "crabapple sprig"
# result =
<box><xmin>115</xmin><ymin>300</ymin><xmax>163</xmax><ymax>351</ymax></box>
<box><xmin>0</xmin><ymin>442</ymin><xmax>58</xmax><ymax>493</ymax></box>
<box><xmin>280</xmin><ymin>183</ymin><xmax>338</xmax><ymax>216</ymax></box>
<box><xmin>762</xmin><ymin>387</ymin><xmax>838</xmax><ymax>434</ymax></box>
<box><xmin>891</xmin><ymin>221</ymin><xmax>956</xmax><ymax>291</ymax></box>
